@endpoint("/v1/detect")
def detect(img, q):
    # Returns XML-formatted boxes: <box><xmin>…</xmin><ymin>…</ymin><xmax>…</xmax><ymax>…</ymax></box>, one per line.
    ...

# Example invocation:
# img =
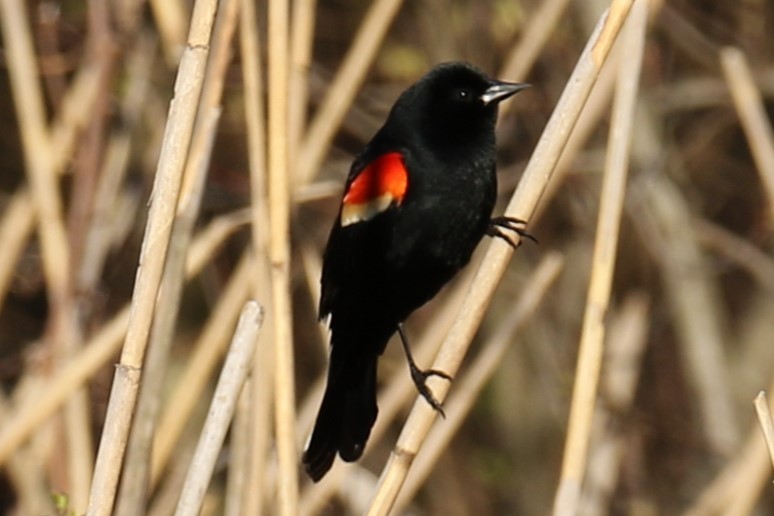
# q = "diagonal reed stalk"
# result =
<box><xmin>86</xmin><ymin>1</ymin><xmax>219</xmax><ymax>512</ymax></box>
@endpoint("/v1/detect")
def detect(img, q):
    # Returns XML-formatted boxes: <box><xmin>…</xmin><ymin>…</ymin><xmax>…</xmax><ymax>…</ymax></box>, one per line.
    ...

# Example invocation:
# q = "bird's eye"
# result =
<box><xmin>453</xmin><ymin>87</ymin><xmax>471</xmax><ymax>101</ymax></box>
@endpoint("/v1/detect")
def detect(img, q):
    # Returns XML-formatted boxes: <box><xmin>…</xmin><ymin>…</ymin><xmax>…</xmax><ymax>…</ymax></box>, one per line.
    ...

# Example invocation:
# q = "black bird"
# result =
<box><xmin>303</xmin><ymin>62</ymin><xmax>530</xmax><ymax>481</ymax></box>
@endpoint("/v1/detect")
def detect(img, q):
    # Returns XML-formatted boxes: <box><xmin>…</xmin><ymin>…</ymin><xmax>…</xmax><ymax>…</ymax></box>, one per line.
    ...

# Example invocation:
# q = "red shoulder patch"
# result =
<box><xmin>340</xmin><ymin>152</ymin><xmax>408</xmax><ymax>226</ymax></box>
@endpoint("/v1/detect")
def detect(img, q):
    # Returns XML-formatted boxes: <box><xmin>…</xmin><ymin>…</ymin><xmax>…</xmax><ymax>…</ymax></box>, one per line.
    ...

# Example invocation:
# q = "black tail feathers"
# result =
<box><xmin>302</xmin><ymin>351</ymin><xmax>378</xmax><ymax>482</ymax></box>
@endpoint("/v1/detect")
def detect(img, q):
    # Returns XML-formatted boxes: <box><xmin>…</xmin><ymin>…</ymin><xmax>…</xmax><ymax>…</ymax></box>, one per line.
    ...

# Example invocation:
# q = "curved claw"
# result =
<box><xmin>410</xmin><ymin>366</ymin><xmax>450</xmax><ymax>417</ymax></box>
<box><xmin>488</xmin><ymin>216</ymin><xmax>538</xmax><ymax>244</ymax></box>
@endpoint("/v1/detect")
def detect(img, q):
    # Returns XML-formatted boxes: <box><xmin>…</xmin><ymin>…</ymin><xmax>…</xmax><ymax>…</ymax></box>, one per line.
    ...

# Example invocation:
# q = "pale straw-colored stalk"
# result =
<box><xmin>554</xmin><ymin>2</ymin><xmax>647</xmax><ymax>513</ymax></box>
<box><xmin>174</xmin><ymin>301</ymin><xmax>264</xmax><ymax>516</ymax></box>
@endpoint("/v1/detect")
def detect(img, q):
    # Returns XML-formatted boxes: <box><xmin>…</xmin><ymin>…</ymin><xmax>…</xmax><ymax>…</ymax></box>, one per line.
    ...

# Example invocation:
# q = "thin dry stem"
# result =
<box><xmin>87</xmin><ymin>1</ymin><xmax>219</xmax><ymax>512</ymax></box>
<box><xmin>239</xmin><ymin>0</ymin><xmax>274</xmax><ymax>511</ymax></box>
<box><xmin>225</xmin><ymin>386</ymin><xmax>252</xmax><ymax>516</ymax></box>
<box><xmin>268</xmin><ymin>0</ymin><xmax>300</xmax><ymax>513</ymax></box>
<box><xmin>366</xmin><ymin>3</ymin><xmax>635</xmax><ymax>513</ymax></box>
<box><xmin>174</xmin><ymin>301</ymin><xmax>264</xmax><ymax>516</ymax></box>
<box><xmin>753</xmin><ymin>392</ymin><xmax>774</xmax><ymax>472</ymax></box>
<box><xmin>554</xmin><ymin>2</ymin><xmax>646</xmax><ymax>513</ymax></box>
<box><xmin>289</xmin><ymin>0</ymin><xmax>317</xmax><ymax>152</ymax></box>
<box><xmin>720</xmin><ymin>47</ymin><xmax>774</xmax><ymax>222</ymax></box>
<box><xmin>580</xmin><ymin>294</ymin><xmax>649</xmax><ymax>516</ymax></box>
<box><xmin>0</xmin><ymin>190</ymin><xmax>35</xmax><ymax>313</ymax></box>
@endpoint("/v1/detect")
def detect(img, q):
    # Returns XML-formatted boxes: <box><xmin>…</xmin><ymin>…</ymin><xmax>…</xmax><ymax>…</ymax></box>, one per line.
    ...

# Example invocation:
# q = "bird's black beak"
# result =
<box><xmin>480</xmin><ymin>81</ymin><xmax>530</xmax><ymax>106</ymax></box>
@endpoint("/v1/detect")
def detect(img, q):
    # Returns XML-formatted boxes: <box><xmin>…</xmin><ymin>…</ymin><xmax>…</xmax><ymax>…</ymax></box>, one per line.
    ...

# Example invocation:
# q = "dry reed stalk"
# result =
<box><xmin>365</xmin><ymin>2</ymin><xmax>634</xmax><ymax>513</ymax></box>
<box><xmin>174</xmin><ymin>301</ymin><xmax>264</xmax><ymax>516</ymax></box>
<box><xmin>289</xmin><ymin>0</ymin><xmax>317</xmax><ymax>152</ymax></box>
<box><xmin>239</xmin><ymin>0</ymin><xmax>274</xmax><ymax>512</ymax></box>
<box><xmin>720</xmin><ymin>47</ymin><xmax>774</xmax><ymax>221</ymax></box>
<box><xmin>579</xmin><ymin>294</ymin><xmax>649</xmax><ymax>516</ymax></box>
<box><xmin>0</xmin><ymin>190</ymin><xmax>35</xmax><ymax>313</ymax></box>
<box><xmin>267</xmin><ymin>0</ymin><xmax>301</xmax><ymax>513</ymax></box>
<box><xmin>149</xmin><ymin>0</ymin><xmax>188</xmax><ymax>64</ymax></box>
<box><xmin>394</xmin><ymin>253</ymin><xmax>565</xmax><ymax>512</ymax></box>
<box><xmin>753</xmin><ymin>392</ymin><xmax>774</xmax><ymax>472</ymax></box>
<box><xmin>225</xmin><ymin>386</ymin><xmax>252</xmax><ymax>516</ymax></box>
<box><xmin>151</xmin><ymin>254</ymin><xmax>253</xmax><ymax>486</ymax></box>
<box><xmin>554</xmin><ymin>2</ymin><xmax>646</xmax><ymax>513</ymax></box>
<box><xmin>116</xmin><ymin>107</ymin><xmax>224</xmax><ymax>516</ymax></box>
<box><xmin>117</xmin><ymin>0</ymin><xmax>239</xmax><ymax>509</ymax></box>
<box><xmin>720</xmin><ymin>379</ymin><xmax>774</xmax><ymax>515</ymax></box>
<box><xmin>86</xmin><ymin>0</ymin><xmax>219</xmax><ymax>512</ymax></box>
<box><xmin>296</xmin><ymin>0</ymin><xmax>405</xmax><ymax>185</ymax></box>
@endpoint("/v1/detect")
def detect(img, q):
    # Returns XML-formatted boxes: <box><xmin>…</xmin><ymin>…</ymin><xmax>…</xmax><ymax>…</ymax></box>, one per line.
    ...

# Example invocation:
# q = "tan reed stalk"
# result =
<box><xmin>753</xmin><ymin>392</ymin><xmax>774</xmax><ymax>472</ymax></box>
<box><xmin>394</xmin><ymin>253</ymin><xmax>565</xmax><ymax>512</ymax></box>
<box><xmin>288</xmin><ymin>0</ymin><xmax>317</xmax><ymax>152</ymax></box>
<box><xmin>579</xmin><ymin>294</ymin><xmax>649</xmax><ymax>516</ymax></box>
<box><xmin>116</xmin><ymin>107</ymin><xmax>223</xmax><ymax>516</ymax></box>
<box><xmin>365</xmin><ymin>2</ymin><xmax>635</xmax><ymax>513</ymax></box>
<box><xmin>224</xmin><ymin>386</ymin><xmax>252</xmax><ymax>516</ymax></box>
<box><xmin>174</xmin><ymin>301</ymin><xmax>264</xmax><ymax>516</ymax></box>
<box><xmin>117</xmin><ymin>0</ymin><xmax>239</xmax><ymax>510</ymax></box>
<box><xmin>722</xmin><ymin>379</ymin><xmax>774</xmax><ymax>515</ymax></box>
<box><xmin>267</xmin><ymin>0</ymin><xmax>301</xmax><ymax>513</ymax></box>
<box><xmin>86</xmin><ymin>0</ymin><xmax>219</xmax><ymax>512</ymax></box>
<box><xmin>296</xmin><ymin>0</ymin><xmax>405</xmax><ymax>185</ymax></box>
<box><xmin>239</xmin><ymin>0</ymin><xmax>274</xmax><ymax>512</ymax></box>
<box><xmin>0</xmin><ymin>212</ymin><xmax>247</xmax><ymax>467</ymax></box>
<box><xmin>0</xmin><ymin>190</ymin><xmax>35</xmax><ymax>313</ymax></box>
<box><xmin>720</xmin><ymin>47</ymin><xmax>774</xmax><ymax>222</ymax></box>
<box><xmin>554</xmin><ymin>2</ymin><xmax>647</xmax><ymax>513</ymax></box>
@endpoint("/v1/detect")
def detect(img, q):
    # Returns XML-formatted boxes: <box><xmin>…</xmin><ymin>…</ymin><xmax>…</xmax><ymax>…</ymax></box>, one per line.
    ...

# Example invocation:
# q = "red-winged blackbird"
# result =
<box><xmin>303</xmin><ymin>61</ymin><xmax>530</xmax><ymax>481</ymax></box>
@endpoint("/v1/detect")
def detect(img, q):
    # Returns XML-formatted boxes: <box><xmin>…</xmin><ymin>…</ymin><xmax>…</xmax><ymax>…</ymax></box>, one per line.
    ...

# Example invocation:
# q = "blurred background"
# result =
<box><xmin>2</xmin><ymin>0</ymin><xmax>774</xmax><ymax>514</ymax></box>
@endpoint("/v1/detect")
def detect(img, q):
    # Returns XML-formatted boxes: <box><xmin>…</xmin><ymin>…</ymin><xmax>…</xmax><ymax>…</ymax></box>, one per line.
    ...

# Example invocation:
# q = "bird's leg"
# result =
<box><xmin>397</xmin><ymin>324</ymin><xmax>451</xmax><ymax>417</ymax></box>
<box><xmin>487</xmin><ymin>216</ymin><xmax>537</xmax><ymax>249</ymax></box>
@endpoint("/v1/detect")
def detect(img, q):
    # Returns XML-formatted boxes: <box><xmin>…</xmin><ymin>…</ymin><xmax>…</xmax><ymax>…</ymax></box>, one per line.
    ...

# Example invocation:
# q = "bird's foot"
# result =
<box><xmin>487</xmin><ymin>216</ymin><xmax>537</xmax><ymax>249</ymax></box>
<box><xmin>408</xmin><ymin>363</ymin><xmax>452</xmax><ymax>417</ymax></box>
